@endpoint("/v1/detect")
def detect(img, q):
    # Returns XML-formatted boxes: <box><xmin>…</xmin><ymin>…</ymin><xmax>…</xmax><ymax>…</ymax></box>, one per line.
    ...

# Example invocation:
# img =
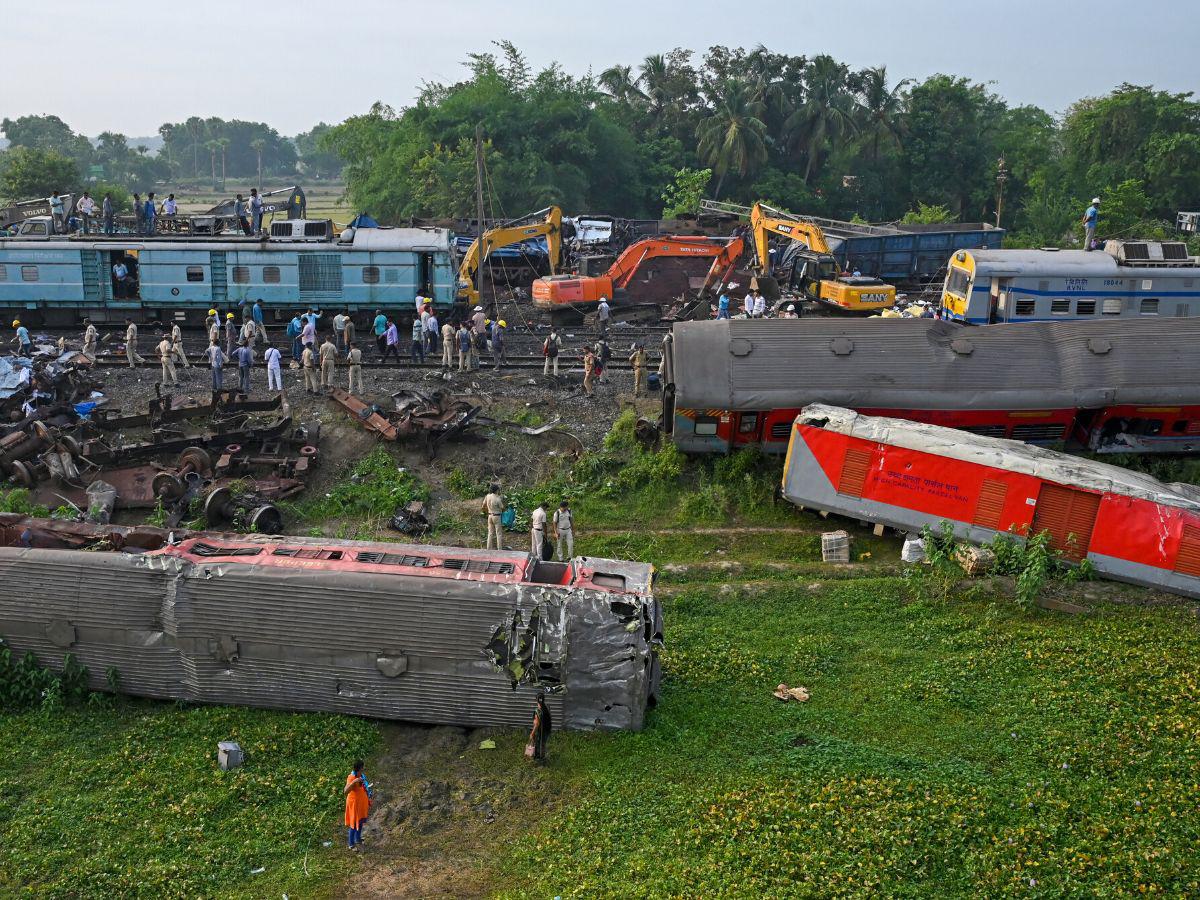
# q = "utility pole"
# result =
<box><xmin>995</xmin><ymin>157</ymin><xmax>1009</xmax><ymax>229</ymax></box>
<box><xmin>474</xmin><ymin>124</ymin><xmax>487</xmax><ymax>311</ymax></box>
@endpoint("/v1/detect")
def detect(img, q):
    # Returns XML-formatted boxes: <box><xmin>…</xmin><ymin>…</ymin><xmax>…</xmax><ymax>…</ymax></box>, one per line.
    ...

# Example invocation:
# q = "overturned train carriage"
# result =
<box><xmin>0</xmin><ymin>519</ymin><xmax>662</xmax><ymax>731</ymax></box>
<box><xmin>663</xmin><ymin>318</ymin><xmax>1200</xmax><ymax>455</ymax></box>
<box><xmin>781</xmin><ymin>404</ymin><xmax>1200</xmax><ymax>600</ymax></box>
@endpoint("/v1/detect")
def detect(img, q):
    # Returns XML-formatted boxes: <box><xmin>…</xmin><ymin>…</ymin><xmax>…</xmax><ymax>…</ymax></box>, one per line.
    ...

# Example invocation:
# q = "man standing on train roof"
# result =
<box><xmin>483</xmin><ymin>483</ymin><xmax>505</xmax><ymax>550</ymax></box>
<box><xmin>1083</xmin><ymin>197</ymin><xmax>1100</xmax><ymax>250</ymax></box>
<box><xmin>161</xmin><ymin>194</ymin><xmax>178</xmax><ymax>217</ymax></box>
<box><xmin>143</xmin><ymin>193</ymin><xmax>156</xmax><ymax>235</ymax></box>
<box><xmin>249</xmin><ymin>188</ymin><xmax>264</xmax><ymax>234</ymax></box>
<box><xmin>170</xmin><ymin>321</ymin><xmax>190</xmax><ymax>368</ymax></box>
<box><xmin>125</xmin><ymin>318</ymin><xmax>145</xmax><ymax>368</ymax></box>
<box><xmin>287</xmin><ymin>312</ymin><xmax>303</xmax><ymax>363</ymax></box>
<box><xmin>49</xmin><ymin>191</ymin><xmax>64</xmax><ymax>234</ymax></box>
<box><xmin>157</xmin><ymin>332</ymin><xmax>178</xmax><ymax>387</ymax></box>
<box><xmin>252</xmin><ymin>298</ymin><xmax>267</xmax><ymax>344</ymax></box>
<box><xmin>372</xmin><ymin>309</ymin><xmax>387</xmax><ymax>359</ymax></box>
<box><xmin>102</xmin><ymin>193</ymin><xmax>115</xmax><ymax>235</ymax></box>
<box><xmin>76</xmin><ymin>192</ymin><xmax>95</xmax><ymax>235</ymax></box>
<box><xmin>82</xmin><ymin>318</ymin><xmax>98</xmax><ymax>360</ymax></box>
<box><xmin>264</xmin><ymin>341</ymin><xmax>283</xmax><ymax>393</ymax></box>
<box><xmin>12</xmin><ymin>321</ymin><xmax>31</xmax><ymax>356</ymax></box>
<box><xmin>319</xmin><ymin>334</ymin><xmax>338</xmax><ymax>388</ymax></box>
<box><xmin>133</xmin><ymin>193</ymin><xmax>144</xmax><ymax>234</ymax></box>
<box><xmin>234</xmin><ymin>194</ymin><xmax>251</xmax><ymax>235</ymax></box>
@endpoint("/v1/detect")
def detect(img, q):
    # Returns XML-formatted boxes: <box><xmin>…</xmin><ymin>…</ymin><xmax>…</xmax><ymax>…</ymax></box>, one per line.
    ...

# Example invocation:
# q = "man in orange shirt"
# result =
<box><xmin>343</xmin><ymin>759</ymin><xmax>371</xmax><ymax>850</ymax></box>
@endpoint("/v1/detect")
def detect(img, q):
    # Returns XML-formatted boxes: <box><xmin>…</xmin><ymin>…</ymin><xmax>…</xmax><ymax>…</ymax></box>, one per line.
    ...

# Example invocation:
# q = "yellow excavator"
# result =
<box><xmin>746</xmin><ymin>201</ymin><xmax>896</xmax><ymax>313</ymax></box>
<box><xmin>456</xmin><ymin>206</ymin><xmax>563</xmax><ymax>305</ymax></box>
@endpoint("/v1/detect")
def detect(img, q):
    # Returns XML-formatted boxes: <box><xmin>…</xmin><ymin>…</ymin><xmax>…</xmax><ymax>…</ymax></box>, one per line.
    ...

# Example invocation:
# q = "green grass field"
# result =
<box><xmin>2</xmin><ymin>418</ymin><xmax>1199</xmax><ymax>896</ymax></box>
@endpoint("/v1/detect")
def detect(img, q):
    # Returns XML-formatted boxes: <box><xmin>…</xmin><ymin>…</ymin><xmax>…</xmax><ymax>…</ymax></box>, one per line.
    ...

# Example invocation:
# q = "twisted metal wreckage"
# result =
<box><xmin>0</xmin><ymin>515</ymin><xmax>663</xmax><ymax>731</ymax></box>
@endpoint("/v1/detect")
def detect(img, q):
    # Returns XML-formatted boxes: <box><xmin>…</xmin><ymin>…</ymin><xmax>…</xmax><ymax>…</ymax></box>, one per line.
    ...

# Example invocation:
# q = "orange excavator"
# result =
<box><xmin>532</xmin><ymin>234</ymin><xmax>747</xmax><ymax>322</ymax></box>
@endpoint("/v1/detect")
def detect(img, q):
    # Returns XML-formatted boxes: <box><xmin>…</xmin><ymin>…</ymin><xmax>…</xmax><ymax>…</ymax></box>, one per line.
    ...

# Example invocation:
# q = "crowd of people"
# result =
<box><xmin>39</xmin><ymin>188</ymin><xmax>268</xmax><ymax>237</ymax></box>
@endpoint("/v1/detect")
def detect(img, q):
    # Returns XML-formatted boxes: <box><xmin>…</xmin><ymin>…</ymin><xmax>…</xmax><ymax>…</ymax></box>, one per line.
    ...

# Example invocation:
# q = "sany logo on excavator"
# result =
<box><xmin>774</xmin><ymin>224</ymin><xmax>795</xmax><ymax>235</ymax></box>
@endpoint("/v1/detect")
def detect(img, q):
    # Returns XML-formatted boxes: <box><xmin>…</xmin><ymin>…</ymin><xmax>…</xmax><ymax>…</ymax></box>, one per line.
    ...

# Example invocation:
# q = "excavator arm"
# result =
<box><xmin>605</xmin><ymin>236</ymin><xmax>732</xmax><ymax>290</ymax></box>
<box><xmin>749</xmin><ymin>202</ymin><xmax>832</xmax><ymax>270</ymax></box>
<box><xmin>457</xmin><ymin>206</ymin><xmax>562</xmax><ymax>303</ymax></box>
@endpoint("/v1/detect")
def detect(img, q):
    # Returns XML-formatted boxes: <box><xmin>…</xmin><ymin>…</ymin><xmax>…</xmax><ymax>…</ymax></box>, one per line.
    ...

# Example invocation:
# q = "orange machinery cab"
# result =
<box><xmin>532</xmin><ymin>274</ymin><xmax>615</xmax><ymax>308</ymax></box>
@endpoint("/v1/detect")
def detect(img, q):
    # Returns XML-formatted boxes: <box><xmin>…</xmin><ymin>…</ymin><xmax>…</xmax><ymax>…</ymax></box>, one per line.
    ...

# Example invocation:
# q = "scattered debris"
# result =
<box><xmin>821</xmin><ymin>530</ymin><xmax>850</xmax><ymax>564</ymax></box>
<box><xmin>389</xmin><ymin>500</ymin><xmax>431</xmax><ymax>536</ymax></box>
<box><xmin>218</xmin><ymin>741</ymin><xmax>244</xmax><ymax>771</ymax></box>
<box><xmin>773</xmin><ymin>683</ymin><xmax>810</xmax><ymax>703</ymax></box>
<box><xmin>478</xmin><ymin>739</ymin><xmax>497</xmax><ymax>750</ymax></box>
<box><xmin>954</xmin><ymin>544</ymin><xmax>995</xmax><ymax>576</ymax></box>
<box><xmin>329</xmin><ymin>387</ymin><xmax>482</xmax><ymax>459</ymax></box>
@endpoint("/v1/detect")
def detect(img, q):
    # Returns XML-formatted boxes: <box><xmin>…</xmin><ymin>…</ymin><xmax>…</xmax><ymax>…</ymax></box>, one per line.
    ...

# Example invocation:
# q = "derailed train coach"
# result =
<box><xmin>662</xmin><ymin>317</ymin><xmax>1200</xmax><ymax>456</ymax></box>
<box><xmin>781</xmin><ymin>404</ymin><xmax>1200</xmax><ymax>600</ymax></box>
<box><xmin>0</xmin><ymin>517</ymin><xmax>662</xmax><ymax>731</ymax></box>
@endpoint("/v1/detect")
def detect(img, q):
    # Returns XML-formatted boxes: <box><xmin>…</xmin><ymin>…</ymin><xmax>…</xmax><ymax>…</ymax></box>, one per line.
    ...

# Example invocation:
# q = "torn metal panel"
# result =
<box><xmin>0</xmin><ymin>520</ymin><xmax>661</xmax><ymax>731</ymax></box>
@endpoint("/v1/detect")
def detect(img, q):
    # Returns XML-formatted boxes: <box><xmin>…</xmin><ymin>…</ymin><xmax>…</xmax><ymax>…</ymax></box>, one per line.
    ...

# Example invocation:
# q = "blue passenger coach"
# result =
<box><xmin>0</xmin><ymin>218</ymin><xmax>457</xmax><ymax>325</ymax></box>
<box><xmin>940</xmin><ymin>240</ymin><xmax>1200</xmax><ymax>325</ymax></box>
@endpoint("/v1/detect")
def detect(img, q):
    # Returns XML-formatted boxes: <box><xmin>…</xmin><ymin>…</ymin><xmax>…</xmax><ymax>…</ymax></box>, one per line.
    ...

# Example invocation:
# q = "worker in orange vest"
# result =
<box><xmin>343</xmin><ymin>759</ymin><xmax>372</xmax><ymax>851</ymax></box>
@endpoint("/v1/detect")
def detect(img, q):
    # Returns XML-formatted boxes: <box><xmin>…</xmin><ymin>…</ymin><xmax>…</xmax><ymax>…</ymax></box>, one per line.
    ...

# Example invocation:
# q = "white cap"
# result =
<box><xmin>786</xmin><ymin>304</ymin><xmax>795</xmax><ymax>310</ymax></box>
<box><xmin>599</xmin><ymin>296</ymin><xmax>608</xmax><ymax>302</ymax></box>
<box><xmin>1091</xmin><ymin>197</ymin><xmax>1100</xmax><ymax>204</ymax></box>
<box><xmin>473</xmin><ymin>305</ymin><xmax>483</xmax><ymax>311</ymax></box>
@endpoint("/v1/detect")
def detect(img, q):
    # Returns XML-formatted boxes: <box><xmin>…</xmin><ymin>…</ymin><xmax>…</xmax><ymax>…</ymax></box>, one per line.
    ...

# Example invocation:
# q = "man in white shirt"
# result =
<box><xmin>752</xmin><ymin>292</ymin><xmax>766</xmax><ymax>318</ymax></box>
<box><xmin>597</xmin><ymin>297</ymin><xmax>611</xmax><ymax>337</ymax></box>
<box><xmin>264</xmin><ymin>342</ymin><xmax>283</xmax><ymax>392</ymax></box>
<box><xmin>76</xmin><ymin>192</ymin><xmax>96</xmax><ymax>234</ymax></box>
<box><xmin>333</xmin><ymin>312</ymin><xmax>348</xmax><ymax>355</ymax></box>
<box><xmin>530</xmin><ymin>502</ymin><xmax>548</xmax><ymax>557</ymax></box>
<box><xmin>742</xmin><ymin>292</ymin><xmax>754</xmax><ymax>317</ymax></box>
<box><xmin>161</xmin><ymin>194</ymin><xmax>178</xmax><ymax>216</ymax></box>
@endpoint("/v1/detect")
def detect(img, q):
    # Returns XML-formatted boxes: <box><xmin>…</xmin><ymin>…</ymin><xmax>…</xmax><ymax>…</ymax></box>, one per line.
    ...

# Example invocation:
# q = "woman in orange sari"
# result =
<box><xmin>344</xmin><ymin>759</ymin><xmax>371</xmax><ymax>850</ymax></box>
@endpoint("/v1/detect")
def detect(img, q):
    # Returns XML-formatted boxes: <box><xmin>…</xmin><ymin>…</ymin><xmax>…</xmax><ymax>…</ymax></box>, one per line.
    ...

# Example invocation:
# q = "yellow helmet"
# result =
<box><xmin>208</xmin><ymin>308</ymin><xmax>217</xmax><ymax>315</ymax></box>
<box><xmin>11</xmin><ymin>320</ymin><xmax>19</xmax><ymax>328</ymax></box>
<box><xmin>498</xmin><ymin>320</ymin><xmax>506</xmax><ymax>328</ymax></box>
<box><xmin>226</xmin><ymin>312</ymin><xmax>235</xmax><ymax>319</ymax></box>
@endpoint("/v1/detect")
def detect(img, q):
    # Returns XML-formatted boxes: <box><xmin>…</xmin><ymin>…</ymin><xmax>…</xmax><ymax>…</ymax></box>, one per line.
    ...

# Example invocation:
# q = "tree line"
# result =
<box><xmin>4</xmin><ymin>41</ymin><xmax>1199</xmax><ymax>248</ymax></box>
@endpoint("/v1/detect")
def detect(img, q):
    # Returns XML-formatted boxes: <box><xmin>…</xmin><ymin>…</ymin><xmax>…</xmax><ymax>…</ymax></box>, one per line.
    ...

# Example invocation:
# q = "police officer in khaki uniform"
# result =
<box><xmin>530</xmin><ymin>502</ymin><xmax>548</xmax><ymax>557</ymax></box>
<box><xmin>629</xmin><ymin>343</ymin><xmax>647</xmax><ymax>397</ymax></box>
<box><xmin>301</xmin><ymin>343</ymin><xmax>319</xmax><ymax>394</ymax></box>
<box><xmin>347</xmin><ymin>343</ymin><xmax>363</xmax><ymax>394</ymax></box>
<box><xmin>319</xmin><ymin>336</ymin><xmax>337</xmax><ymax>388</ymax></box>
<box><xmin>157</xmin><ymin>333</ymin><xmax>178</xmax><ymax>386</ymax></box>
<box><xmin>483</xmin><ymin>484</ymin><xmax>505</xmax><ymax>550</ymax></box>
<box><xmin>125</xmin><ymin>319</ymin><xmax>145</xmax><ymax>368</ymax></box>
<box><xmin>553</xmin><ymin>501</ymin><xmax>574</xmax><ymax>561</ymax></box>
<box><xmin>170</xmin><ymin>322</ymin><xmax>190</xmax><ymax>368</ymax></box>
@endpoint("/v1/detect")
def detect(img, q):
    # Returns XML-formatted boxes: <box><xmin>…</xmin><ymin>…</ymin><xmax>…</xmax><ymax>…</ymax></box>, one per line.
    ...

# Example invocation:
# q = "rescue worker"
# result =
<box><xmin>440</xmin><ymin>320</ymin><xmax>455</xmax><ymax>369</ymax></box>
<box><xmin>301</xmin><ymin>342</ymin><xmax>319</xmax><ymax>394</ymax></box>
<box><xmin>208</xmin><ymin>314</ymin><xmax>221</xmax><ymax>348</ymax></box>
<box><xmin>382</xmin><ymin>319</ymin><xmax>401</xmax><ymax>364</ymax></box>
<box><xmin>301</xmin><ymin>313</ymin><xmax>317</xmax><ymax>352</ymax></box>
<box><xmin>629</xmin><ymin>342</ymin><xmax>647</xmax><ymax>397</ymax></box>
<box><xmin>347</xmin><ymin>342</ymin><xmax>363</xmax><ymax>394</ymax></box>
<box><xmin>170</xmin><ymin>322</ymin><xmax>190</xmax><ymax>367</ymax></box>
<box><xmin>595</xmin><ymin>337</ymin><xmax>611</xmax><ymax>384</ymax></box>
<box><xmin>125</xmin><ymin>318</ymin><xmax>145</xmax><ymax>367</ymax></box>
<box><xmin>235</xmin><ymin>340</ymin><xmax>254</xmax><ymax>394</ymax></box>
<box><xmin>471</xmin><ymin>305</ymin><xmax>486</xmax><ymax>336</ymax></box>
<box><xmin>12</xmin><ymin>320</ymin><xmax>31</xmax><ymax>356</ymax></box>
<box><xmin>752</xmin><ymin>291</ymin><xmax>766</xmax><ymax>318</ymax></box>
<box><xmin>157</xmin><ymin>332</ymin><xmax>178</xmax><ymax>386</ymax></box>
<box><xmin>425</xmin><ymin>309</ymin><xmax>439</xmax><ymax>355</ymax></box>
<box><xmin>1083</xmin><ymin>197</ymin><xmax>1100</xmax><ymax>250</ymax></box>
<box><xmin>319</xmin><ymin>335</ymin><xmax>338</xmax><ymax>388</ymax></box>
<box><xmin>287</xmin><ymin>312</ymin><xmax>303</xmax><ymax>363</ymax></box>
<box><xmin>264</xmin><ymin>342</ymin><xmax>283</xmax><ymax>393</ymax></box>
<box><xmin>252</xmin><ymin>298</ymin><xmax>268</xmax><ymax>343</ymax></box>
<box><xmin>530</xmin><ymin>501</ymin><xmax>548</xmax><ymax>557</ymax></box>
<box><xmin>553</xmin><ymin>500</ymin><xmax>574</xmax><ymax>561</ymax></box>
<box><xmin>372</xmin><ymin>309</ymin><xmax>387</xmax><ymax>359</ymax></box>
<box><xmin>543</xmin><ymin>328</ymin><xmax>562</xmax><ymax>376</ymax></box>
<box><xmin>240</xmin><ymin>317</ymin><xmax>256</xmax><ymax>348</ymax></box>
<box><xmin>205</xmin><ymin>308</ymin><xmax>219</xmax><ymax>336</ymax></box>
<box><xmin>491</xmin><ymin>319</ymin><xmax>506</xmax><ymax>371</ymax></box>
<box><xmin>206</xmin><ymin>338</ymin><xmax>226</xmax><ymax>392</ymax></box>
<box><xmin>717</xmin><ymin>288</ymin><xmax>731</xmax><ymax>319</ymax></box>
<box><xmin>597</xmin><ymin>296</ymin><xmax>611</xmax><ymax>337</ymax></box>
<box><xmin>344</xmin><ymin>760</ymin><xmax>371</xmax><ymax>852</ymax></box>
<box><xmin>333</xmin><ymin>311</ymin><xmax>348</xmax><ymax>355</ymax></box>
<box><xmin>528</xmin><ymin>691</ymin><xmax>551</xmax><ymax>763</ymax></box>
<box><xmin>582</xmin><ymin>345</ymin><xmax>596</xmax><ymax>397</ymax></box>
<box><xmin>483</xmin><ymin>483</ymin><xmax>505</xmax><ymax>550</ymax></box>
<box><xmin>224</xmin><ymin>313</ymin><xmax>237</xmax><ymax>357</ymax></box>
<box><xmin>82</xmin><ymin>318</ymin><xmax>98</xmax><ymax>360</ymax></box>
<box><xmin>410</xmin><ymin>316</ymin><xmax>425</xmax><ymax>364</ymax></box>
<box><xmin>457</xmin><ymin>323</ymin><xmax>471</xmax><ymax>372</ymax></box>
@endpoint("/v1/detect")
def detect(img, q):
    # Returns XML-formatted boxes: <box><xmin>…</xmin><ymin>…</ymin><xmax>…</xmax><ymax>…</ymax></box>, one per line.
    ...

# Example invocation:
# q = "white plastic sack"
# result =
<box><xmin>901</xmin><ymin>534</ymin><xmax>926</xmax><ymax>564</ymax></box>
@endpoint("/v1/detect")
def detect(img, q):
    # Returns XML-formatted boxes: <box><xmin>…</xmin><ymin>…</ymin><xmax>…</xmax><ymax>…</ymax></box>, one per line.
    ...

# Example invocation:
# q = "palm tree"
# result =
<box><xmin>695</xmin><ymin>79</ymin><xmax>769</xmax><ymax>196</ymax></box>
<box><xmin>856</xmin><ymin>65</ymin><xmax>912</xmax><ymax>161</ymax></box>
<box><xmin>785</xmin><ymin>55</ymin><xmax>859</xmax><ymax>183</ymax></box>
<box><xmin>598</xmin><ymin>65</ymin><xmax>645</xmax><ymax>105</ymax></box>
<box><xmin>250</xmin><ymin>138</ymin><xmax>267</xmax><ymax>190</ymax></box>
<box><xmin>638</xmin><ymin>54</ymin><xmax>670</xmax><ymax>114</ymax></box>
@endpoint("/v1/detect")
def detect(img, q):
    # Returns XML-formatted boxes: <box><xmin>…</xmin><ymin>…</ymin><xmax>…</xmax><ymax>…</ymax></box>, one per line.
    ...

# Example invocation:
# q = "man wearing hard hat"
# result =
<box><xmin>1083</xmin><ymin>197</ymin><xmax>1100</xmax><ymax>250</ymax></box>
<box><xmin>12</xmin><ymin>320</ymin><xmax>30</xmax><ymax>356</ymax></box>
<box><xmin>491</xmin><ymin>319</ymin><xmax>507</xmax><ymax>371</ymax></box>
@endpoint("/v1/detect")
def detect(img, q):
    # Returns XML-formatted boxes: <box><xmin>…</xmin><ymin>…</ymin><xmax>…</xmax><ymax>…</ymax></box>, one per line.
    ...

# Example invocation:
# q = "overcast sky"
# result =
<box><xmin>3</xmin><ymin>0</ymin><xmax>1195</xmax><ymax>137</ymax></box>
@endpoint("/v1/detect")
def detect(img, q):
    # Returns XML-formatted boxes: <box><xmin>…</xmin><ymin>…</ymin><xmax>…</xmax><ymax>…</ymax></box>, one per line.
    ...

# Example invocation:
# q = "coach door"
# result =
<box><xmin>1029</xmin><ymin>483</ymin><xmax>1101</xmax><ymax>562</ymax></box>
<box><xmin>733</xmin><ymin>412</ymin><xmax>763</xmax><ymax>446</ymax></box>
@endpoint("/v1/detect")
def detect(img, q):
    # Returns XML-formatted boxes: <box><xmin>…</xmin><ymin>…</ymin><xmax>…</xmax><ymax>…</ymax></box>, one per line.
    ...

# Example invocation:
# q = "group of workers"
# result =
<box><xmin>482</xmin><ymin>484</ymin><xmax>578</xmax><ymax>562</ymax></box>
<box><xmin>44</xmin><ymin>188</ymin><xmax>267</xmax><ymax>237</ymax></box>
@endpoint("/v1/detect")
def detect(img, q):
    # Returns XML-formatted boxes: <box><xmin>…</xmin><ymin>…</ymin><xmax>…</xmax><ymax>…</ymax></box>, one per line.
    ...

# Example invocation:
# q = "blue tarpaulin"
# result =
<box><xmin>349</xmin><ymin>213</ymin><xmax>380</xmax><ymax>229</ymax></box>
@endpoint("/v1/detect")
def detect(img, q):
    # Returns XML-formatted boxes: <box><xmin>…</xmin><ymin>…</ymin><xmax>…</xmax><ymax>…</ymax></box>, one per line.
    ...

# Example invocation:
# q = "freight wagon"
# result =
<box><xmin>940</xmin><ymin>240</ymin><xmax>1200</xmax><ymax>324</ymax></box>
<box><xmin>0</xmin><ymin>521</ymin><xmax>663</xmax><ymax>731</ymax></box>
<box><xmin>0</xmin><ymin>217</ymin><xmax>458</xmax><ymax>326</ymax></box>
<box><xmin>780</xmin><ymin>404</ymin><xmax>1200</xmax><ymax>600</ymax></box>
<box><xmin>662</xmin><ymin>318</ymin><xmax>1200</xmax><ymax>456</ymax></box>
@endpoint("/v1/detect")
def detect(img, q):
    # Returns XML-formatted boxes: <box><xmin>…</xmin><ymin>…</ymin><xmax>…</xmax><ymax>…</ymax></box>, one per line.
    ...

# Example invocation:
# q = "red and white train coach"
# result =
<box><xmin>781</xmin><ymin>404</ymin><xmax>1200</xmax><ymax>599</ymax></box>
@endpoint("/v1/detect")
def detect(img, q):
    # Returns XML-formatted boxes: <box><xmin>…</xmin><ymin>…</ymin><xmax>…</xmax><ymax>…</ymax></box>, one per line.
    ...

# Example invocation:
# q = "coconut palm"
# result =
<box><xmin>856</xmin><ymin>65</ymin><xmax>913</xmax><ymax>161</ymax></box>
<box><xmin>599</xmin><ymin>65</ymin><xmax>645</xmax><ymax>105</ymax></box>
<box><xmin>785</xmin><ymin>54</ymin><xmax>859</xmax><ymax>183</ymax></box>
<box><xmin>638</xmin><ymin>54</ymin><xmax>671</xmax><ymax>114</ymax></box>
<box><xmin>250</xmin><ymin>138</ymin><xmax>267</xmax><ymax>189</ymax></box>
<box><xmin>696</xmin><ymin>79</ymin><xmax>769</xmax><ymax>196</ymax></box>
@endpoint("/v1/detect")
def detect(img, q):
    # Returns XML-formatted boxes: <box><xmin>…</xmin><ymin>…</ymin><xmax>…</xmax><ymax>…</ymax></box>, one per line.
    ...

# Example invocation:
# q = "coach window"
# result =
<box><xmin>1102</xmin><ymin>297</ymin><xmax>1122</xmax><ymax>315</ymax></box>
<box><xmin>1050</xmin><ymin>298</ymin><xmax>1071</xmax><ymax>315</ymax></box>
<box><xmin>186</xmin><ymin>266</ymin><xmax>205</xmax><ymax>282</ymax></box>
<box><xmin>1140</xmin><ymin>298</ymin><xmax>1159</xmax><ymax>315</ymax></box>
<box><xmin>0</xmin><ymin>265</ymin><xmax>7</xmax><ymax>281</ymax></box>
<box><xmin>1014</xmin><ymin>299</ymin><xmax>1036</xmax><ymax>316</ymax></box>
<box><xmin>362</xmin><ymin>265</ymin><xmax>381</xmax><ymax>284</ymax></box>
<box><xmin>1076</xmin><ymin>299</ymin><xmax>1096</xmax><ymax>315</ymax></box>
<box><xmin>1172</xmin><ymin>419</ymin><xmax>1189</xmax><ymax>434</ymax></box>
<box><xmin>694</xmin><ymin>416</ymin><xmax>719</xmax><ymax>436</ymax></box>
<box><xmin>738</xmin><ymin>413</ymin><xmax>759</xmax><ymax>434</ymax></box>
<box><xmin>1128</xmin><ymin>418</ymin><xmax>1163</xmax><ymax>436</ymax></box>
<box><xmin>231</xmin><ymin>266</ymin><xmax>250</xmax><ymax>284</ymax></box>
<box><xmin>262</xmin><ymin>265</ymin><xmax>281</xmax><ymax>283</ymax></box>
<box><xmin>20</xmin><ymin>265</ymin><xmax>39</xmax><ymax>282</ymax></box>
